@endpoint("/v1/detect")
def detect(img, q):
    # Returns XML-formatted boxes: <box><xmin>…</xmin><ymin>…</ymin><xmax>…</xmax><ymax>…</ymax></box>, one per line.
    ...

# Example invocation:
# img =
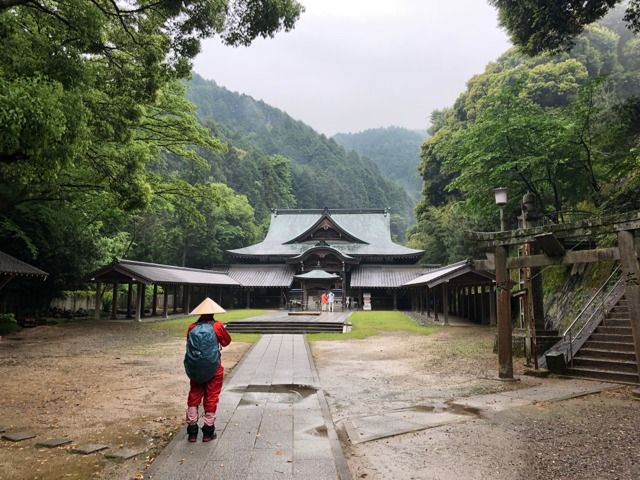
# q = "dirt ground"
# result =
<box><xmin>1</xmin><ymin>321</ymin><xmax>639</xmax><ymax>480</ymax></box>
<box><xmin>311</xmin><ymin>327</ymin><xmax>640</xmax><ymax>480</ymax></box>
<box><xmin>0</xmin><ymin>320</ymin><xmax>250</xmax><ymax>480</ymax></box>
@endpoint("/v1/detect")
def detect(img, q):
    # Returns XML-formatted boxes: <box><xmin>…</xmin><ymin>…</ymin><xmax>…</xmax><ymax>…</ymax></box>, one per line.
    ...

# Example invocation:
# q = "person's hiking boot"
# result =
<box><xmin>201</xmin><ymin>424</ymin><xmax>216</xmax><ymax>442</ymax></box>
<box><xmin>187</xmin><ymin>424</ymin><xmax>199</xmax><ymax>443</ymax></box>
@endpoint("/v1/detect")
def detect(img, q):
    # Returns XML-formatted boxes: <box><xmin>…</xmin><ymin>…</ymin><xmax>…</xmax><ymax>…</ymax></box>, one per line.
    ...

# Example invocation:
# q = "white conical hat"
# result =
<box><xmin>190</xmin><ymin>297</ymin><xmax>226</xmax><ymax>315</ymax></box>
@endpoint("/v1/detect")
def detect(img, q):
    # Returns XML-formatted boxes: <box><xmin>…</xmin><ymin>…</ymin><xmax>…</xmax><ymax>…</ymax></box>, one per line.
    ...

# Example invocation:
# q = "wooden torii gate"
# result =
<box><xmin>468</xmin><ymin>210</ymin><xmax>640</xmax><ymax>382</ymax></box>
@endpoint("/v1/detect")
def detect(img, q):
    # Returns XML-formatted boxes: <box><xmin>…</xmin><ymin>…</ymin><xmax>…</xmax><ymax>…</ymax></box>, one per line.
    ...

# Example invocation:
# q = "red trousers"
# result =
<box><xmin>186</xmin><ymin>365</ymin><xmax>224</xmax><ymax>425</ymax></box>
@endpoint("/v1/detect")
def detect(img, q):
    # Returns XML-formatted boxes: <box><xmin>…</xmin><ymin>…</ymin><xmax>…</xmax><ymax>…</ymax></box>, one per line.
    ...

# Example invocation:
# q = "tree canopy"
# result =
<box><xmin>0</xmin><ymin>0</ymin><xmax>303</xmax><ymax>308</ymax></box>
<box><xmin>409</xmin><ymin>12</ymin><xmax>640</xmax><ymax>263</ymax></box>
<box><xmin>490</xmin><ymin>0</ymin><xmax>640</xmax><ymax>54</ymax></box>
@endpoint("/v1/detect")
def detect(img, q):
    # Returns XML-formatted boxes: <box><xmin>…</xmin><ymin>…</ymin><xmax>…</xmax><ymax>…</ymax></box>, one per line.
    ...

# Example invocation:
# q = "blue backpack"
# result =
<box><xmin>184</xmin><ymin>322</ymin><xmax>220</xmax><ymax>384</ymax></box>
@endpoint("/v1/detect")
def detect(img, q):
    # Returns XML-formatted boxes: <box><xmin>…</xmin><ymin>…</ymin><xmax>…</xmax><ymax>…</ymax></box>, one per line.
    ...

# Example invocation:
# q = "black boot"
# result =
<box><xmin>187</xmin><ymin>424</ymin><xmax>199</xmax><ymax>443</ymax></box>
<box><xmin>201</xmin><ymin>424</ymin><xmax>216</xmax><ymax>442</ymax></box>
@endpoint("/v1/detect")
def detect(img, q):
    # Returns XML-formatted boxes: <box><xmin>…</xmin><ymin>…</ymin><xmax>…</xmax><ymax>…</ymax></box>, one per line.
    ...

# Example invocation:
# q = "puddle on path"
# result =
<box><xmin>233</xmin><ymin>384</ymin><xmax>318</xmax><ymax>405</ymax></box>
<box><xmin>400</xmin><ymin>402</ymin><xmax>482</xmax><ymax>418</ymax></box>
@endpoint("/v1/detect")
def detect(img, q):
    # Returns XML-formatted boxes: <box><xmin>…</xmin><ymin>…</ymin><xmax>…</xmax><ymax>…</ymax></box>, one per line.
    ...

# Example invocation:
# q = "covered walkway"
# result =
<box><xmin>86</xmin><ymin>259</ymin><xmax>239</xmax><ymax>321</ymax></box>
<box><xmin>405</xmin><ymin>260</ymin><xmax>495</xmax><ymax>325</ymax></box>
<box><xmin>0</xmin><ymin>250</ymin><xmax>47</xmax><ymax>292</ymax></box>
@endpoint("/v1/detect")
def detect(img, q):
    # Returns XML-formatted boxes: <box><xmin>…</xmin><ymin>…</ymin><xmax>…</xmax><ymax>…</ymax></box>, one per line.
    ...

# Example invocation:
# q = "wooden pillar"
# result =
<box><xmin>479</xmin><ymin>285</ymin><xmax>486</xmax><ymax>324</ymax></box>
<box><xmin>496</xmin><ymin>244</ymin><xmax>513</xmax><ymax>379</ymax></box>
<box><xmin>163</xmin><ymin>287</ymin><xmax>169</xmax><ymax>319</ymax></box>
<box><xmin>393</xmin><ymin>290</ymin><xmax>398</xmax><ymax>310</ymax></box>
<box><xmin>94</xmin><ymin>282</ymin><xmax>102</xmax><ymax>321</ymax></box>
<box><xmin>471</xmin><ymin>285</ymin><xmax>476</xmax><ymax>321</ymax></box>
<box><xmin>152</xmin><ymin>284</ymin><xmax>158</xmax><ymax>316</ymax></box>
<box><xmin>465</xmin><ymin>287</ymin><xmax>470</xmax><ymax>319</ymax></box>
<box><xmin>617</xmin><ymin>230</ymin><xmax>640</xmax><ymax>380</ymax></box>
<box><xmin>342</xmin><ymin>262</ymin><xmax>347</xmax><ymax>310</ymax></box>
<box><xmin>126</xmin><ymin>283</ymin><xmax>133</xmax><ymax>318</ymax></box>
<box><xmin>185</xmin><ymin>285</ymin><xmax>191</xmax><ymax>313</ymax></box>
<box><xmin>141</xmin><ymin>284</ymin><xmax>147</xmax><ymax>318</ymax></box>
<box><xmin>433</xmin><ymin>287</ymin><xmax>439</xmax><ymax>321</ymax></box>
<box><xmin>443</xmin><ymin>282</ymin><xmax>449</xmax><ymax>325</ymax></box>
<box><xmin>302</xmin><ymin>281</ymin><xmax>307</xmax><ymax>311</ymax></box>
<box><xmin>172</xmin><ymin>285</ymin><xmax>178</xmax><ymax>314</ymax></box>
<box><xmin>426</xmin><ymin>287</ymin><xmax>431</xmax><ymax>317</ymax></box>
<box><xmin>111</xmin><ymin>283</ymin><xmax>118</xmax><ymax>320</ymax></box>
<box><xmin>135</xmin><ymin>283</ymin><xmax>143</xmax><ymax>322</ymax></box>
<box><xmin>245</xmin><ymin>288</ymin><xmax>251</xmax><ymax>309</ymax></box>
<box><xmin>489</xmin><ymin>284</ymin><xmax>497</xmax><ymax>326</ymax></box>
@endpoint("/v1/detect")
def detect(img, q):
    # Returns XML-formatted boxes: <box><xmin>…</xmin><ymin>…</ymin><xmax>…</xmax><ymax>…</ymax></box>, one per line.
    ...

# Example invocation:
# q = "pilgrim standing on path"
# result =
<box><xmin>328</xmin><ymin>290</ymin><xmax>335</xmax><ymax>312</ymax></box>
<box><xmin>184</xmin><ymin>298</ymin><xmax>231</xmax><ymax>442</ymax></box>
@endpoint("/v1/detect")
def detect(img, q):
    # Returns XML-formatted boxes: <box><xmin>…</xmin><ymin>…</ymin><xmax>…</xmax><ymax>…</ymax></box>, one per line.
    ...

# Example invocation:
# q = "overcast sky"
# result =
<box><xmin>193</xmin><ymin>0</ymin><xmax>511</xmax><ymax>136</ymax></box>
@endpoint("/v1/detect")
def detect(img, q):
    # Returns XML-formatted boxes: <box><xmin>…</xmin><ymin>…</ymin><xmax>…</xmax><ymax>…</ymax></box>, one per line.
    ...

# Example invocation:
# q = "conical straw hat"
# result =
<box><xmin>190</xmin><ymin>297</ymin><xmax>226</xmax><ymax>315</ymax></box>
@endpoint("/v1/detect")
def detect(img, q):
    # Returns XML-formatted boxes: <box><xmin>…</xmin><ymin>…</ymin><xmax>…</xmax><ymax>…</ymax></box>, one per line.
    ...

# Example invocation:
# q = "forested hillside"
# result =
<box><xmin>186</xmin><ymin>75</ymin><xmax>414</xmax><ymax>239</ymax></box>
<box><xmin>0</xmin><ymin>0</ymin><xmax>304</xmax><ymax>308</ymax></box>
<box><xmin>332</xmin><ymin>127</ymin><xmax>426</xmax><ymax>202</ymax></box>
<box><xmin>408</xmin><ymin>8</ymin><xmax>640</xmax><ymax>264</ymax></box>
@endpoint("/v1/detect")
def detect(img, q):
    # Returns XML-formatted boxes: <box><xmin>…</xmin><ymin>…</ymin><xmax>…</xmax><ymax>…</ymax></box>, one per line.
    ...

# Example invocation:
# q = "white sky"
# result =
<box><xmin>193</xmin><ymin>0</ymin><xmax>511</xmax><ymax>136</ymax></box>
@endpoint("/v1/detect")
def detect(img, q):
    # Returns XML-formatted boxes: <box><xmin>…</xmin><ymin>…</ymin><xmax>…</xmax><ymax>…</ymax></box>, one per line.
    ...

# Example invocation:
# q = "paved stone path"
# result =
<box><xmin>146</xmin><ymin>334</ymin><xmax>350</xmax><ymax>480</ymax></box>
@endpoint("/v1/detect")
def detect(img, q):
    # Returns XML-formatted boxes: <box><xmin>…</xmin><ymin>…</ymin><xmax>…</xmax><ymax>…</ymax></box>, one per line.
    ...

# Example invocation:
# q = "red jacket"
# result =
<box><xmin>187</xmin><ymin>315</ymin><xmax>232</xmax><ymax>365</ymax></box>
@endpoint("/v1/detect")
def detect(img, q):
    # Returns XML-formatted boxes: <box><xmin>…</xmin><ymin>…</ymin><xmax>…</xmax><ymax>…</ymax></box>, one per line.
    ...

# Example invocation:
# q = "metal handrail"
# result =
<box><xmin>564</xmin><ymin>265</ymin><xmax>622</xmax><ymax>365</ymax></box>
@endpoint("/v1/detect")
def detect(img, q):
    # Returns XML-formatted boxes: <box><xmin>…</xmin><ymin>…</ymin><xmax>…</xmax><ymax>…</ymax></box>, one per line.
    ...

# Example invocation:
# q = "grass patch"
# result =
<box><xmin>144</xmin><ymin>309</ymin><xmax>270</xmax><ymax>343</ymax></box>
<box><xmin>0</xmin><ymin>313</ymin><xmax>20</xmax><ymax>335</ymax></box>
<box><xmin>306</xmin><ymin>311</ymin><xmax>439</xmax><ymax>341</ymax></box>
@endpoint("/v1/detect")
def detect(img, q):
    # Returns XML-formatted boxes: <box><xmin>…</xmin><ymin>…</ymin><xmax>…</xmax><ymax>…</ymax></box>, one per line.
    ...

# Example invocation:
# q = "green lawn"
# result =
<box><xmin>145</xmin><ymin>309</ymin><xmax>270</xmax><ymax>343</ymax></box>
<box><xmin>306</xmin><ymin>311</ymin><xmax>440</xmax><ymax>341</ymax></box>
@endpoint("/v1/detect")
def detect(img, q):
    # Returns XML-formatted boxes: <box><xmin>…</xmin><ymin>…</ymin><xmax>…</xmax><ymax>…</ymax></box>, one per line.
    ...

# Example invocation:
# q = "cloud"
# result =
<box><xmin>193</xmin><ymin>0</ymin><xmax>511</xmax><ymax>135</ymax></box>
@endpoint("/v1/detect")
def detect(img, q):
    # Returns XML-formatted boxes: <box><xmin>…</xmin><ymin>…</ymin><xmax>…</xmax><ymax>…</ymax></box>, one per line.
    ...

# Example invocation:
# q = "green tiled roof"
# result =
<box><xmin>228</xmin><ymin>209</ymin><xmax>424</xmax><ymax>259</ymax></box>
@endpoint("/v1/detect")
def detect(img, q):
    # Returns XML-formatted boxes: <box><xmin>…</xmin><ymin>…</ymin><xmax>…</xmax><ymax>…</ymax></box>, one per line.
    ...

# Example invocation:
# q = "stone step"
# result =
<box><xmin>589</xmin><ymin>333</ymin><xmax>635</xmax><ymax>343</ymax></box>
<box><xmin>596</xmin><ymin>326</ymin><xmax>633</xmax><ymax>335</ymax></box>
<box><xmin>601</xmin><ymin>319</ymin><xmax>631</xmax><ymax>327</ymax></box>
<box><xmin>571</xmin><ymin>356</ymin><xmax>639</xmax><ymax>373</ymax></box>
<box><xmin>565</xmin><ymin>366</ymin><xmax>639</xmax><ymax>385</ymax></box>
<box><xmin>606</xmin><ymin>314</ymin><xmax>631</xmax><ymax>321</ymax></box>
<box><xmin>226</xmin><ymin>322</ymin><xmax>345</xmax><ymax>334</ymax></box>
<box><xmin>583</xmin><ymin>340</ymin><xmax>636</xmax><ymax>352</ymax></box>
<box><xmin>579</xmin><ymin>348</ymin><xmax>638</xmax><ymax>361</ymax></box>
<box><xmin>610</xmin><ymin>306</ymin><xmax>629</xmax><ymax>313</ymax></box>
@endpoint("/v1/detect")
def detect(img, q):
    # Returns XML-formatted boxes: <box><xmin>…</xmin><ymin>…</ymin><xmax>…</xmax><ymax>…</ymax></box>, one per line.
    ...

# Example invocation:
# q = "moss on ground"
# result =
<box><xmin>306</xmin><ymin>311</ymin><xmax>440</xmax><ymax>341</ymax></box>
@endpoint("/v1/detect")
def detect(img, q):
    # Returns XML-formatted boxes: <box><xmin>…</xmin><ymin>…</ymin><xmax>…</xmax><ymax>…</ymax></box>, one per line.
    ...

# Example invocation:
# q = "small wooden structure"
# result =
<box><xmin>469</xmin><ymin>210</ymin><xmax>640</xmax><ymax>381</ymax></box>
<box><xmin>0</xmin><ymin>250</ymin><xmax>48</xmax><ymax>292</ymax></box>
<box><xmin>86</xmin><ymin>259</ymin><xmax>239</xmax><ymax>321</ymax></box>
<box><xmin>294</xmin><ymin>269</ymin><xmax>340</xmax><ymax>311</ymax></box>
<box><xmin>404</xmin><ymin>260</ymin><xmax>495</xmax><ymax>324</ymax></box>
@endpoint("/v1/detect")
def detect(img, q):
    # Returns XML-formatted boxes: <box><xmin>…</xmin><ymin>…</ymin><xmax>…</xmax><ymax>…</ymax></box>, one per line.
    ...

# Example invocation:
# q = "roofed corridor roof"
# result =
<box><xmin>88</xmin><ymin>259</ymin><xmax>239</xmax><ymax>286</ymax></box>
<box><xmin>225</xmin><ymin>264</ymin><xmax>295</xmax><ymax>287</ymax></box>
<box><xmin>0</xmin><ymin>250</ymin><xmax>48</xmax><ymax>278</ymax></box>
<box><xmin>350</xmin><ymin>265</ymin><xmax>440</xmax><ymax>288</ymax></box>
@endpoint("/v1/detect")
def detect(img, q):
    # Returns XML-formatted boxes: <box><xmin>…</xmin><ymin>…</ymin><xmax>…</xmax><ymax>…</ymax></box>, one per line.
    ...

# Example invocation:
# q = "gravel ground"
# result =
<box><xmin>0</xmin><ymin>320</ymin><xmax>249</xmax><ymax>480</ymax></box>
<box><xmin>311</xmin><ymin>326</ymin><xmax>640</xmax><ymax>480</ymax></box>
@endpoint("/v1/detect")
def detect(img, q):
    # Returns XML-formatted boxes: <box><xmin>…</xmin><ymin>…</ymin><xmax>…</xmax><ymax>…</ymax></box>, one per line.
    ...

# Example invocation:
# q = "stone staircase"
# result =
<box><xmin>566</xmin><ymin>297</ymin><xmax>639</xmax><ymax>384</ymax></box>
<box><xmin>225</xmin><ymin>320</ymin><xmax>347</xmax><ymax>334</ymax></box>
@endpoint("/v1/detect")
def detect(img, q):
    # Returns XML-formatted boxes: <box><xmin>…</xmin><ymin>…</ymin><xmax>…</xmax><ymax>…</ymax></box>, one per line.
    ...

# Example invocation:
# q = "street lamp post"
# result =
<box><xmin>493</xmin><ymin>187</ymin><xmax>513</xmax><ymax>379</ymax></box>
<box><xmin>494</xmin><ymin>188</ymin><xmax>508</xmax><ymax>231</ymax></box>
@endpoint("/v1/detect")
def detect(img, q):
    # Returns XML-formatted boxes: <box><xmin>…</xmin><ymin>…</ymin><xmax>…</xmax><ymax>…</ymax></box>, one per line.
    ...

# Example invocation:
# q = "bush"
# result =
<box><xmin>0</xmin><ymin>313</ymin><xmax>21</xmax><ymax>335</ymax></box>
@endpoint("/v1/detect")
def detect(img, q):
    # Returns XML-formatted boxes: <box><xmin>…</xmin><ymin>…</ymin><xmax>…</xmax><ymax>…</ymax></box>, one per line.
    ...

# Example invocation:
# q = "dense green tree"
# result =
<box><xmin>489</xmin><ymin>0</ymin><xmax>640</xmax><ymax>54</ymax></box>
<box><xmin>186</xmin><ymin>74</ymin><xmax>415</xmax><ymax>239</ymax></box>
<box><xmin>332</xmin><ymin>127</ymin><xmax>426</xmax><ymax>202</ymax></box>
<box><xmin>413</xmin><ymin>14</ymin><xmax>640</xmax><ymax>260</ymax></box>
<box><xmin>0</xmin><ymin>0</ymin><xmax>303</xmax><ymax>309</ymax></box>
